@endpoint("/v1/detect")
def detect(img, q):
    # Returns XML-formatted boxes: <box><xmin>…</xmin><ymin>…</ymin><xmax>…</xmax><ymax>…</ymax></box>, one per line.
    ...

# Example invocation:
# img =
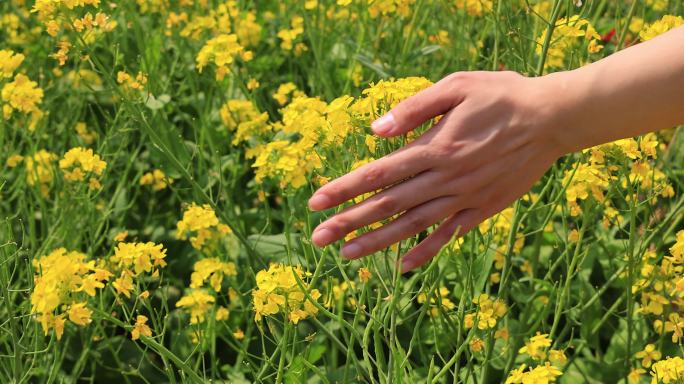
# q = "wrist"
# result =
<box><xmin>534</xmin><ymin>68</ymin><xmax>597</xmax><ymax>156</ymax></box>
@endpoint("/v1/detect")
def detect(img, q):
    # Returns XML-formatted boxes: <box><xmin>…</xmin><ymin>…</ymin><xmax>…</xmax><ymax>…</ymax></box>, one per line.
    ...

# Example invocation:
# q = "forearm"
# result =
<box><xmin>546</xmin><ymin>25</ymin><xmax>684</xmax><ymax>153</ymax></box>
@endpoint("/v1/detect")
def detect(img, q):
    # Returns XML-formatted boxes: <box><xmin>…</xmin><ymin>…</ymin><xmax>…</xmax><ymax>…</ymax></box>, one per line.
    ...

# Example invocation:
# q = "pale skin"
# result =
<box><xmin>308</xmin><ymin>26</ymin><xmax>684</xmax><ymax>273</ymax></box>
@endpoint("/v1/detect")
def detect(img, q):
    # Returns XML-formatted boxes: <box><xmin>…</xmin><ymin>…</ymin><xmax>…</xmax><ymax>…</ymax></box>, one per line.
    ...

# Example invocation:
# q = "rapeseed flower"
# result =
<box><xmin>190</xmin><ymin>258</ymin><xmax>237</xmax><ymax>292</ymax></box>
<box><xmin>252</xmin><ymin>264</ymin><xmax>321</xmax><ymax>324</ymax></box>
<box><xmin>640</xmin><ymin>15</ymin><xmax>684</xmax><ymax>42</ymax></box>
<box><xmin>59</xmin><ymin>147</ymin><xmax>107</xmax><ymax>189</ymax></box>
<box><xmin>519</xmin><ymin>333</ymin><xmax>553</xmax><ymax>361</ymax></box>
<box><xmin>2</xmin><ymin>73</ymin><xmax>44</xmax><ymax>118</ymax></box>
<box><xmin>636</xmin><ymin>344</ymin><xmax>662</xmax><ymax>368</ymax></box>
<box><xmin>464</xmin><ymin>293</ymin><xmax>507</xmax><ymax>329</ymax></box>
<box><xmin>26</xmin><ymin>150</ymin><xmax>57</xmax><ymax>195</ymax></box>
<box><xmin>0</xmin><ymin>49</ymin><xmax>24</xmax><ymax>78</ymax></box>
<box><xmin>176</xmin><ymin>290</ymin><xmax>216</xmax><ymax>324</ymax></box>
<box><xmin>131</xmin><ymin>315</ymin><xmax>152</xmax><ymax>340</ymax></box>
<box><xmin>196</xmin><ymin>34</ymin><xmax>252</xmax><ymax>80</ymax></box>
<box><xmin>140</xmin><ymin>169</ymin><xmax>173</xmax><ymax>191</ymax></box>
<box><xmin>176</xmin><ymin>203</ymin><xmax>232</xmax><ymax>250</ymax></box>
<box><xmin>31</xmin><ymin>248</ymin><xmax>111</xmax><ymax>339</ymax></box>
<box><xmin>536</xmin><ymin>15</ymin><xmax>603</xmax><ymax>69</ymax></box>
<box><xmin>505</xmin><ymin>363</ymin><xmax>563</xmax><ymax>383</ymax></box>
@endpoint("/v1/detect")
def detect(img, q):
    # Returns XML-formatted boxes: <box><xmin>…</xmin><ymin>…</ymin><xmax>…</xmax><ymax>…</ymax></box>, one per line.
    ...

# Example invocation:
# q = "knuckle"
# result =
<box><xmin>405</xmin><ymin>213</ymin><xmax>428</xmax><ymax>233</ymax></box>
<box><xmin>330</xmin><ymin>216</ymin><xmax>352</xmax><ymax>235</ymax></box>
<box><xmin>445</xmin><ymin>71</ymin><xmax>468</xmax><ymax>85</ymax></box>
<box><xmin>323</xmin><ymin>183</ymin><xmax>347</xmax><ymax>202</ymax></box>
<box><xmin>374</xmin><ymin>195</ymin><xmax>399</xmax><ymax>213</ymax></box>
<box><xmin>397</xmin><ymin>97</ymin><xmax>421</xmax><ymax>121</ymax></box>
<box><xmin>363</xmin><ymin>164</ymin><xmax>385</xmax><ymax>185</ymax></box>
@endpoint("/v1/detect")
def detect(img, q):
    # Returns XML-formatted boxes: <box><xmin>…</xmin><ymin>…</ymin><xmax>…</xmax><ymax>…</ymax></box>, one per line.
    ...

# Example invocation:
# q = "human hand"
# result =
<box><xmin>308</xmin><ymin>71</ymin><xmax>569</xmax><ymax>272</ymax></box>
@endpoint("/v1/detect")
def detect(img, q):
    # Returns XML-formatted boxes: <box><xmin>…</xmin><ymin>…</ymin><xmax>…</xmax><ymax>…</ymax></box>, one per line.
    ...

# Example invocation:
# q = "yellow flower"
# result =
<box><xmin>640</xmin><ymin>15</ymin><xmax>684</xmax><ymax>42</ymax></box>
<box><xmin>519</xmin><ymin>333</ymin><xmax>552</xmax><ymax>361</ymax></box>
<box><xmin>114</xmin><ymin>230</ymin><xmax>128</xmax><ymax>242</ymax></box>
<box><xmin>246</xmin><ymin>78</ymin><xmax>260</xmax><ymax>90</ymax></box>
<box><xmin>535</xmin><ymin>15</ymin><xmax>602</xmax><ymax>70</ymax></box>
<box><xmin>176</xmin><ymin>290</ymin><xmax>216</xmax><ymax>324</ymax></box>
<box><xmin>0</xmin><ymin>49</ymin><xmax>24</xmax><ymax>78</ymax></box>
<box><xmin>469</xmin><ymin>337</ymin><xmax>485</xmax><ymax>353</ymax></box>
<box><xmin>176</xmin><ymin>203</ymin><xmax>232</xmax><ymax>250</ymax></box>
<box><xmin>140</xmin><ymin>169</ymin><xmax>173</xmax><ymax>191</ymax></box>
<box><xmin>131</xmin><ymin>315</ymin><xmax>152</xmax><ymax>340</ymax></box>
<box><xmin>463</xmin><ymin>294</ymin><xmax>507</xmax><ymax>329</ymax></box>
<box><xmin>6</xmin><ymin>154</ymin><xmax>24</xmax><ymax>168</ymax></box>
<box><xmin>75</xmin><ymin>122</ymin><xmax>98</xmax><ymax>144</ymax></box>
<box><xmin>190</xmin><ymin>258</ymin><xmax>237</xmax><ymax>292</ymax></box>
<box><xmin>636</xmin><ymin>344</ymin><xmax>661</xmax><ymax>368</ymax></box>
<box><xmin>112</xmin><ymin>272</ymin><xmax>134</xmax><ymax>298</ymax></box>
<box><xmin>111</xmin><ymin>242</ymin><xmax>167</xmax><ymax>276</ymax></box>
<box><xmin>196</xmin><ymin>34</ymin><xmax>252</xmax><ymax>80</ymax></box>
<box><xmin>506</xmin><ymin>362</ymin><xmax>563</xmax><ymax>384</ymax></box>
<box><xmin>455</xmin><ymin>0</ymin><xmax>492</xmax><ymax>16</ymax></box>
<box><xmin>549</xmin><ymin>349</ymin><xmax>567</xmax><ymax>365</ymax></box>
<box><xmin>59</xmin><ymin>147</ymin><xmax>107</xmax><ymax>188</ymax></box>
<box><xmin>628</xmin><ymin>368</ymin><xmax>645</xmax><ymax>384</ymax></box>
<box><xmin>252</xmin><ymin>263</ymin><xmax>320</xmax><ymax>324</ymax></box>
<box><xmin>272</xmin><ymin>82</ymin><xmax>303</xmax><ymax>106</ymax></box>
<box><xmin>68</xmin><ymin>302</ymin><xmax>92</xmax><ymax>326</ymax></box>
<box><xmin>31</xmin><ymin>248</ymin><xmax>109</xmax><ymax>336</ymax></box>
<box><xmin>219</xmin><ymin>99</ymin><xmax>270</xmax><ymax>145</ymax></box>
<box><xmin>650</xmin><ymin>356</ymin><xmax>684</xmax><ymax>384</ymax></box>
<box><xmin>215</xmin><ymin>306</ymin><xmax>230</xmax><ymax>321</ymax></box>
<box><xmin>358</xmin><ymin>267</ymin><xmax>372</xmax><ymax>283</ymax></box>
<box><xmin>277</xmin><ymin>16</ymin><xmax>304</xmax><ymax>51</ymax></box>
<box><xmin>2</xmin><ymin>73</ymin><xmax>44</xmax><ymax>118</ymax></box>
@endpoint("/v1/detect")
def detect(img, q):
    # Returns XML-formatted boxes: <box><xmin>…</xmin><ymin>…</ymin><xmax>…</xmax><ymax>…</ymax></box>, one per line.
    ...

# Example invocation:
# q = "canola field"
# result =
<box><xmin>1</xmin><ymin>0</ymin><xmax>684</xmax><ymax>383</ymax></box>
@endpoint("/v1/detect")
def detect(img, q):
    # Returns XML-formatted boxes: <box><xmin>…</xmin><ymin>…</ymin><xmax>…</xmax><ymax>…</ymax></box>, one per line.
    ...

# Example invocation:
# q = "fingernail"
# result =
<box><xmin>308</xmin><ymin>194</ymin><xmax>331</xmax><ymax>210</ymax></box>
<box><xmin>341</xmin><ymin>243</ymin><xmax>362</xmax><ymax>259</ymax></box>
<box><xmin>312</xmin><ymin>228</ymin><xmax>335</xmax><ymax>247</ymax></box>
<box><xmin>371</xmin><ymin>112</ymin><xmax>396</xmax><ymax>135</ymax></box>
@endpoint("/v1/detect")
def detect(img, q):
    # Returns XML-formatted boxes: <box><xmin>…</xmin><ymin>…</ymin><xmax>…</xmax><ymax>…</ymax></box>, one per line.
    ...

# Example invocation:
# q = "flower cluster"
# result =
<box><xmin>252</xmin><ymin>264</ymin><xmax>321</xmax><ymax>324</ymax></box>
<box><xmin>249</xmin><ymin>77</ymin><xmax>431</xmax><ymax>190</ymax></box>
<box><xmin>109</xmin><ymin>242</ymin><xmax>167</xmax><ymax>298</ymax></box>
<box><xmin>117</xmin><ymin>70</ymin><xmax>148</xmax><ymax>93</ymax></box>
<box><xmin>640</xmin><ymin>15</ymin><xmax>684</xmax><ymax>41</ymax></box>
<box><xmin>176</xmin><ymin>203</ymin><xmax>232</xmax><ymax>250</ymax></box>
<box><xmin>190</xmin><ymin>258</ymin><xmax>237</xmax><ymax>292</ymax></box>
<box><xmin>176</xmin><ymin>289</ymin><xmax>229</xmax><ymax>325</ymax></box>
<box><xmin>505</xmin><ymin>363</ymin><xmax>563</xmax><ymax>384</ymax></box>
<box><xmin>454</xmin><ymin>0</ymin><xmax>493</xmax><ymax>17</ymax></box>
<box><xmin>564</xmin><ymin>134</ymin><xmax>671</xmax><ymax>219</ymax></box>
<box><xmin>506</xmin><ymin>333</ymin><xmax>567</xmax><ymax>383</ymax></box>
<box><xmin>59</xmin><ymin>147</ymin><xmax>107</xmax><ymax>190</ymax></box>
<box><xmin>219</xmin><ymin>99</ymin><xmax>270</xmax><ymax>145</ymax></box>
<box><xmin>464</xmin><ymin>294</ymin><xmax>507</xmax><ymax>330</ymax></box>
<box><xmin>536</xmin><ymin>15</ymin><xmax>603</xmax><ymax>69</ymax></box>
<box><xmin>196</xmin><ymin>34</ymin><xmax>253</xmax><ymax>80</ymax></box>
<box><xmin>2</xmin><ymin>73</ymin><xmax>44</xmax><ymax>118</ymax></box>
<box><xmin>31</xmin><ymin>248</ymin><xmax>112</xmax><ymax>339</ymax></box>
<box><xmin>25</xmin><ymin>150</ymin><xmax>57</xmax><ymax>196</ymax></box>
<box><xmin>131</xmin><ymin>315</ymin><xmax>152</xmax><ymax>340</ymax></box>
<box><xmin>650</xmin><ymin>356</ymin><xmax>684</xmax><ymax>384</ymax></box>
<box><xmin>0</xmin><ymin>49</ymin><xmax>24</xmax><ymax>78</ymax></box>
<box><xmin>140</xmin><ymin>169</ymin><xmax>173</xmax><ymax>191</ymax></box>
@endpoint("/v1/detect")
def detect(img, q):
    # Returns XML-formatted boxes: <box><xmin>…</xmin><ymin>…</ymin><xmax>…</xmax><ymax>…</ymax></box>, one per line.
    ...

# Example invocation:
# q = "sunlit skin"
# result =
<box><xmin>309</xmin><ymin>26</ymin><xmax>684</xmax><ymax>272</ymax></box>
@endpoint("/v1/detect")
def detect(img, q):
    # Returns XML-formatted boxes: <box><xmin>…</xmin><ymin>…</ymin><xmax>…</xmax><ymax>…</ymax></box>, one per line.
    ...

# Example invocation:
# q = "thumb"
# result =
<box><xmin>371</xmin><ymin>73</ymin><xmax>466</xmax><ymax>137</ymax></box>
